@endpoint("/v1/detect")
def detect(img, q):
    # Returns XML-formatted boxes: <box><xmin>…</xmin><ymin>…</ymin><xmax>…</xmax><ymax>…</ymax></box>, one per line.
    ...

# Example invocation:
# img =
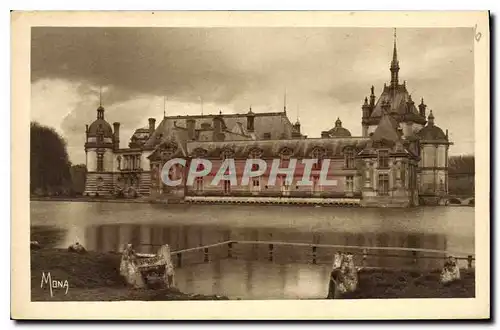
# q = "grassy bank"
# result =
<box><xmin>31</xmin><ymin>249</ymin><xmax>475</xmax><ymax>301</ymax></box>
<box><xmin>31</xmin><ymin>249</ymin><xmax>227</xmax><ymax>301</ymax></box>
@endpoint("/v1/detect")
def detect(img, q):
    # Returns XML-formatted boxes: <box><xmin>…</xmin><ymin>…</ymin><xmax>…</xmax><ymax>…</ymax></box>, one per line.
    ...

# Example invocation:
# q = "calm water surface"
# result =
<box><xmin>30</xmin><ymin>201</ymin><xmax>474</xmax><ymax>299</ymax></box>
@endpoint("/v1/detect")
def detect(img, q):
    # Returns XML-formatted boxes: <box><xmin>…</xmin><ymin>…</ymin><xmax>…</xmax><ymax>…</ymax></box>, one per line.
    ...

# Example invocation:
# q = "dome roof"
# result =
<box><xmin>87</xmin><ymin>106</ymin><xmax>113</xmax><ymax>137</ymax></box>
<box><xmin>327</xmin><ymin>118</ymin><xmax>351</xmax><ymax>137</ymax></box>
<box><xmin>417</xmin><ymin>125</ymin><xmax>447</xmax><ymax>141</ymax></box>
<box><xmin>417</xmin><ymin>110</ymin><xmax>447</xmax><ymax>141</ymax></box>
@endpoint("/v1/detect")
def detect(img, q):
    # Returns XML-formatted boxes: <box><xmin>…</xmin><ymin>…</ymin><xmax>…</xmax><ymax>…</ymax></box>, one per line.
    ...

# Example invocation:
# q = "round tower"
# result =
<box><xmin>84</xmin><ymin>102</ymin><xmax>115</xmax><ymax>196</ymax></box>
<box><xmin>417</xmin><ymin>110</ymin><xmax>453</xmax><ymax>204</ymax></box>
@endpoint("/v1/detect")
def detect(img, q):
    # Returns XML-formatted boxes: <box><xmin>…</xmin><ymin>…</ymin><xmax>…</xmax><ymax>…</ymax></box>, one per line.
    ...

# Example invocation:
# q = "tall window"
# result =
<box><xmin>97</xmin><ymin>153</ymin><xmax>104</xmax><ymax>172</ymax></box>
<box><xmin>281</xmin><ymin>176</ymin><xmax>291</xmax><ymax>196</ymax></box>
<box><xmin>401</xmin><ymin>162</ymin><xmax>407</xmax><ymax>187</ymax></box>
<box><xmin>312</xmin><ymin>176</ymin><xmax>320</xmax><ymax>193</ymax></box>
<box><xmin>196</xmin><ymin>177</ymin><xmax>204</xmax><ymax>192</ymax></box>
<box><xmin>344</xmin><ymin>148</ymin><xmax>355</xmax><ymax>169</ymax></box>
<box><xmin>346</xmin><ymin>176</ymin><xmax>354</xmax><ymax>192</ymax></box>
<box><xmin>378</xmin><ymin>150</ymin><xmax>389</xmax><ymax>168</ymax></box>
<box><xmin>378</xmin><ymin>173</ymin><xmax>389</xmax><ymax>196</ymax></box>
<box><xmin>223</xmin><ymin>180</ymin><xmax>231</xmax><ymax>194</ymax></box>
<box><xmin>312</xmin><ymin>148</ymin><xmax>324</xmax><ymax>170</ymax></box>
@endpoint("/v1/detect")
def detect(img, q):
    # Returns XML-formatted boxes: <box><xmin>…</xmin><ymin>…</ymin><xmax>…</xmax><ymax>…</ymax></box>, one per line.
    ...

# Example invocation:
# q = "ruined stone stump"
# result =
<box><xmin>440</xmin><ymin>256</ymin><xmax>461</xmax><ymax>284</ymax></box>
<box><xmin>327</xmin><ymin>252</ymin><xmax>358</xmax><ymax>299</ymax></box>
<box><xmin>120</xmin><ymin>243</ymin><xmax>175</xmax><ymax>289</ymax></box>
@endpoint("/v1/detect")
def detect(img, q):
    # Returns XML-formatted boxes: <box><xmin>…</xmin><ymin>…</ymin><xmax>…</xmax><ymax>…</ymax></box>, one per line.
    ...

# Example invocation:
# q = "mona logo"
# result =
<box><xmin>40</xmin><ymin>272</ymin><xmax>69</xmax><ymax>297</ymax></box>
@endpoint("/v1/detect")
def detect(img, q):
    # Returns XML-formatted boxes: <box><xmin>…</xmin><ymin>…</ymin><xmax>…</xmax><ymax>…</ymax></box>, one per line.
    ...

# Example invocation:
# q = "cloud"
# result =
<box><xmin>30</xmin><ymin>27</ymin><xmax>475</xmax><ymax>163</ymax></box>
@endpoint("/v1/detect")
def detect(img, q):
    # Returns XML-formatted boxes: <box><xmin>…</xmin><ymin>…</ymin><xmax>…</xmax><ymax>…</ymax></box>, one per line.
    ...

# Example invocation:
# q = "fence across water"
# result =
<box><xmin>135</xmin><ymin>240</ymin><xmax>475</xmax><ymax>270</ymax></box>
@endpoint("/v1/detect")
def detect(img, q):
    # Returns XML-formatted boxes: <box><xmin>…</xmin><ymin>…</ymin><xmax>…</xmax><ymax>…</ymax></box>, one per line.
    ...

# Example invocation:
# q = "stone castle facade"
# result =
<box><xmin>84</xmin><ymin>36</ymin><xmax>452</xmax><ymax>207</ymax></box>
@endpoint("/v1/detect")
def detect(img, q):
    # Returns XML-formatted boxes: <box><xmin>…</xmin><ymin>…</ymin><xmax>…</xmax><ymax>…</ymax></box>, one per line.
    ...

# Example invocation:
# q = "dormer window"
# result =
<box><xmin>378</xmin><ymin>150</ymin><xmax>389</xmax><ymax>168</ymax></box>
<box><xmin>249</xmin><ymin>148</ymin><xmax>262</xmax><ymax>159</ymax></box>
<box><xmin>279</xmin><ymin>147</ymin><xmax>293</xmax><ymax>167</ymax></box>
<box><xmin>311</xmin><ymin>148</ymin><xmax>325</xmax><ymax>170</ymax></box>
<box><xmin>221</xmin><ymin>149</ymin><xmax>234</xmax><ymax>160</ymax></box>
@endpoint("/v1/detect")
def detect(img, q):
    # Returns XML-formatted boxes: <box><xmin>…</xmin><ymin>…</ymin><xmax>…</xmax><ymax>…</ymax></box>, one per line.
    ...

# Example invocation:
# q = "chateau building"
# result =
<box><xmin>84</xmin><ymin>35</ymin><xmax>452</xmax><ymax>207</ymax></box>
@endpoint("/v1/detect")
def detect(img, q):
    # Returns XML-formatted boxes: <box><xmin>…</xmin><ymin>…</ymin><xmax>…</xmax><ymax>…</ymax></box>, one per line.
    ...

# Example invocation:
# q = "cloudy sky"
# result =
<box><xmin>31</xmin><ymin>27</ymin><xmax>474</xmax><ymax>164</ymax></box>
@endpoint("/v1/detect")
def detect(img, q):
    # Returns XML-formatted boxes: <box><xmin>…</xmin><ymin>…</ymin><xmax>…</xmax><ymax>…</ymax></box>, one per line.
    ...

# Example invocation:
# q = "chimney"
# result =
<box><xmin>85</xmin><ymin>124</ymin><xmax>89</xmax><ymax>142</ymax></box>
<box><xmin>321</xmin><ymin>131</ymin><xmax>330</xmax><ymax>138</ymax></box>
<box><xmin>113</xmin><ymin>122</ymin><xmax>120</xmax><ymax>149</ymax></box>
<box><xmin>213</xmin><ymin>116</ymin><xmax>225</xmax><ymax>141</ymax></box>
<box><xmin>246</xmin><ymin>107</ymin><xmax>255</xmax><ymax>132</ymax></box>
<box><xmin>418</xmin><ymin>98</ymin><xmax>427</xmax><ymax>117</ymax></box>
<box><xmin>148</xmin><ymin>118</ymin><xmax>156</xmax><ymax>133</ymax></box>
<box><xmin>186</xmin><ymin>118</ymin><xmax>196</xmax><ymax>140</ymax></box>
<box><xmin>369</xmin><ymin>85</ymin><xmax>376</xmax><ymax>108</ymax></box>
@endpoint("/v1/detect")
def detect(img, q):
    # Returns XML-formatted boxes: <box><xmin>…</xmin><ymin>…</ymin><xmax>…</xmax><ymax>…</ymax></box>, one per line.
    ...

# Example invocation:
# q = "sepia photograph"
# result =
<box><xmin>11</xmin><ymin>10</ymin><xmax>489</xmax><ymax>320</ymax></box>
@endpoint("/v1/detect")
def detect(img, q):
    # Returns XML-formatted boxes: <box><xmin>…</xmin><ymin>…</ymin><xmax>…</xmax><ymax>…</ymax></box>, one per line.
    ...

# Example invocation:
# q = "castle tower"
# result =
<box><xmin>361</xmin><ymin>30</ymin><xmax>427</xmax><ymax>137</ymax></box>
<box><xmin>416</xmin><ymin>110</ymin><xmax>454</xmax><ymax>205</ymax></box>
<box><xmin>83</xmin><ymin>96</ymin><xmax>115</xmax><ymax>197</ymax></box>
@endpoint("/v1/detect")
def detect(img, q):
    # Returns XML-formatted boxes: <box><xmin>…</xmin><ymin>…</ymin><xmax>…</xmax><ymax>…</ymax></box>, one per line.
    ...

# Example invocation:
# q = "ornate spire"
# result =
<box><xmin>163</xmin><ymin>96</ymin><xmax>167</xmax><ymax>118</ymax></box>
<box><xmin>390</xmin><ymin>28</ymin><xmax>400</xmax><ymax>87</ymax></box>
<box><xmin>283</xmin><ymin>88</ymin><xmax>287</xmax><ymax>113</ymax></box>
<box><xmin>97</xmin><ymin>86</ymin><xmax>104</xmax><ymax>119</ymax></box>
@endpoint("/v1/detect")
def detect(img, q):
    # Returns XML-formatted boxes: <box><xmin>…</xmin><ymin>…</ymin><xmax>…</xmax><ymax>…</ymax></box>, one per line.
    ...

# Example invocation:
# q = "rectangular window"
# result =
<box><xmin>378</xmin><ymin>150</ymin><xmax>389</xmax><ymax>168</ymax></box>
<box><xmin>346</xmin><ymin>176</ymin><xmax>354</xmax><ymax>192</ymax></box>
<box><xmin>97</xmin><ymin>153</ymin><xmax>104</xmax><ymax>172</ymax></box>
<box><xmin>344</xmin><ymin>149</ymin><xmax>355</xmax><ymax>169</ymax></box>
<box><xmin>223</xmin><ymin>180</ymin><xmax>231</xmax><ymax>194</ymax></box>
<box><xmin>378</xmin><ymin>173</ymin><xmax>389</xmax><ymax>196</ymax></box>
<box><xmin>312</xmin><ymin>176</ymin><xmax>321</xmax><ymax>193</ymax></box>
<box><xmin>281</xmin><ymin>176</ymin><xmax>291</xmax><ymax>195</ymax></box>
<box><xmin>195</xmin><ymin>177</ymin><xmax>204</xmax><ymax>192</ymax></box>
<box><xmin>252</xmin><ymin>177</ymin><xmax>260</xmax><ymax>192</ymax></box>
<box><xmin>401</xmin><ymin>162</ymin><xmax>406</xmax><ymax>187</ymax></box>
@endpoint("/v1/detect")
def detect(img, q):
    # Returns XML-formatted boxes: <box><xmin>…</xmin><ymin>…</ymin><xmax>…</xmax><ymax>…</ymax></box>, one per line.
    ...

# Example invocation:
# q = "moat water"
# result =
<box><xmin>30</xmin><ymin>201</ymin><xmax>475</xmax><ymax>299</ymax></box>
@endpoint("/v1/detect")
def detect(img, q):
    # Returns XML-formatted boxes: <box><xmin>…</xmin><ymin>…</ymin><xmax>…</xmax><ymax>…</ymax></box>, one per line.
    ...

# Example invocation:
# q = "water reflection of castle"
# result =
<box><xmin>83</xmin><ymin>33</ymin><xmax>452</xmax><ymax>207</ymax></box>
<box><xmin>85</xmin><ymin>223</ymin><xmax>448</xmax><ymax>270</ymax></box>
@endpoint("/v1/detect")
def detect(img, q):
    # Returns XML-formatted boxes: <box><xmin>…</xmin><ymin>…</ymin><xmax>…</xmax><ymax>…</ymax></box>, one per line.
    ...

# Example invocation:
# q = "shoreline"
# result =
<box><xmin>31</xmin><ymin>248</ymin><xmax>475</xmax><ymax>301</ymax></box>
<box><xmin>29</xmin><ymin>196</ymin><xmax>474</xmax><ymax>208</ymax></box>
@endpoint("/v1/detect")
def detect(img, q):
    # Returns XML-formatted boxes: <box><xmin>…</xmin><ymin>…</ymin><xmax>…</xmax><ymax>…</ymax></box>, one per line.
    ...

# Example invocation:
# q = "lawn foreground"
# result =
<box><xmin>31</xmin><ymin>249</ymin><xmax>474</xmax><ymax>301</ymax></box>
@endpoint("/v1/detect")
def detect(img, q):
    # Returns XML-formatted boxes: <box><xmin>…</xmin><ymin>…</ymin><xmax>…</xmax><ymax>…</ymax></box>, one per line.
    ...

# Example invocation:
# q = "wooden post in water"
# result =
<box><xmin>467</xmin><ymin>255</ymin><xmax>473</xmax><ymax>269</ymax></box>
<box><xmin>204</xmin><ymin>247</ymin><xmax>209</xmax><ymax>263</ymax></box>
<box><xmin>312</xmin><ymin>246</ymin><xmax>317</xmax><ymax>264</ymax></box>
<box><xmin>268</xmin><ymin>244</ymin><xmax>274</xmax><ymax>262</ymax></box>
<box><xmin>228</xmin><ymin>242</ymin><xmax>233</xmax><ymax>258</ymax></box>
<box><xmin>362</xmin><ymin>248</ymin><xmax>367</xmax><ymax>267</ymax></box>
<box><xmin>412</xmin><ymin>250</ymin><xmax>417</xmax><ymax>265</ymax></box>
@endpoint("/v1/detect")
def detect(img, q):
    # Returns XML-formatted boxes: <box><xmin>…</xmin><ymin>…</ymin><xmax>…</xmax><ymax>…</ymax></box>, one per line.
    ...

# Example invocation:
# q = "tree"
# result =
<box><xmin>30</xmin><ymin>122</ymin><xmax>72</xmax><ymax>195</ymax></box>
<box><xmin>448</xmin><ymin>155</ymin><xmax>475</xmax><ymax>195</ymax></box>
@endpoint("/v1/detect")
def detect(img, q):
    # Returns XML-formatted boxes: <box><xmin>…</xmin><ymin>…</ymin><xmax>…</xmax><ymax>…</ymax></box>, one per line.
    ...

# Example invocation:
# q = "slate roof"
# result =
<box><xmin>142</xmin><ymin>111</ymin><xmax>299</xmax><ymax>150</ymax></box>
<box><xmin>186</xmin><ymin>137</ymin><xmax>370</xmax><ymax>159</ymax></box>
